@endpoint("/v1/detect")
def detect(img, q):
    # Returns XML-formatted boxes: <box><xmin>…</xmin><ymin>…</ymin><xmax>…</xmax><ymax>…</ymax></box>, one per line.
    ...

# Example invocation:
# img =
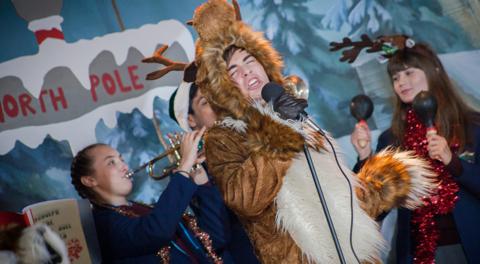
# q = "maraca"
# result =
<box><xmin>350</xmin><ymin>94</ymin><xmax>374</xmax><ymax>148</ymax></box>
<box><xmin>412</xmin><ymin>90</ymin><xmax>437</xmax><ymax>137</ymax></box>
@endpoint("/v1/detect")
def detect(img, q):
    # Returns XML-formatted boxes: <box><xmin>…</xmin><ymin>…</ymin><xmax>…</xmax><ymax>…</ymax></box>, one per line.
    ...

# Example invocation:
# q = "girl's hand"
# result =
<box><xmin>177</xmin><ymin>126</ymin><xmax>206</xmax><ymax>176</ymax></box>
<box><xmin>427</xmin><ymin>134</ymin><xmax>452</xmax><ymax>165</ymax></box>
<box><xmin>190</xmin><ymin>166</ymin><xmax>209</xmax><ymax>185</ymax></box>
<box><xmin>350</xmin><ymin>122</ymin><xmax>372</xmax><ymax>160</ymax></box>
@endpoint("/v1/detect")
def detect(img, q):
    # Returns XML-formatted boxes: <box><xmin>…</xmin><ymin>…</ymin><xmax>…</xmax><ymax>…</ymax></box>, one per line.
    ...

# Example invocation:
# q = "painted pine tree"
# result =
<box><xmin>322</xmin><ymin>0</ymin><xmax>472</xmax><ymax>52</ymax></box>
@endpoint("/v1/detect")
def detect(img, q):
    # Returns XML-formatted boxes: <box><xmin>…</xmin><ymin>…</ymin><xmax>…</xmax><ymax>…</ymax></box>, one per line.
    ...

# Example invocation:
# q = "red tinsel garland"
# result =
<box><xmin>403</xmin><ymin>108</ymin><xmax>459</xmax><ymax>264</ymax></box>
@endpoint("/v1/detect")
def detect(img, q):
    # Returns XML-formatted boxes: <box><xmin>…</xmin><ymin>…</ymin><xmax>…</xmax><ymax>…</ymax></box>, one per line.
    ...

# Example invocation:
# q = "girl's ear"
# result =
<box><xmin>80</xmin><ymin>176</ymin><xmax>97</xmax><ymax>188</ymax></box>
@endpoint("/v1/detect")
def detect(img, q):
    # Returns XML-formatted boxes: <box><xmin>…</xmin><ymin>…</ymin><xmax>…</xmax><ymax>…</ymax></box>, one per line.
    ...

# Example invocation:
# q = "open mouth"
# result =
<box><xmin>248</xmin><ymin>77</ymin><xmax>261</xmax><ymax>90</ymax></box>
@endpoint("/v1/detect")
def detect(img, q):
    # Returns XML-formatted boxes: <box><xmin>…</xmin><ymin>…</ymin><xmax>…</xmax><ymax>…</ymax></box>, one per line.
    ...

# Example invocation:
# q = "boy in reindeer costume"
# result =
<box><xmin>187</xmin><ymin>1</ymin><xmax>436</xmax><ymax>263</ymax></box>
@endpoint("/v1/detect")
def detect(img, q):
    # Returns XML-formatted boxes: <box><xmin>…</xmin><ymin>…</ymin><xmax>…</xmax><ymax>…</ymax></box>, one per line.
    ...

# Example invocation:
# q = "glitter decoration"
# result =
<box><xmin>183</xmin><ymin>214</ymin><xmax>223</xmax><ymax>264</ymax></box>
<box><xmin>403</xmin><ymin>108</ymin><xmax>459</xmax><ymax>264</ymax></box>
<box><xmin>157</xmin><ymin>246</ymin><xmax>171</xmax><ymax>263</ymax></box>
<box><xmin>157</xmin><ymin>214</ymin><xmax>223</xmax><ymax>263</ymax></box>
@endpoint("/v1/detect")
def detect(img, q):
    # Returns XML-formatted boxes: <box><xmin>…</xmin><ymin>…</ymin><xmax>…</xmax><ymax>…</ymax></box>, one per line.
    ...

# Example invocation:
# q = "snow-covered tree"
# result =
<box><xmin>321</xmin><ymin>0</ymin><xmax>472</xmax><ymax>52</ymax></box>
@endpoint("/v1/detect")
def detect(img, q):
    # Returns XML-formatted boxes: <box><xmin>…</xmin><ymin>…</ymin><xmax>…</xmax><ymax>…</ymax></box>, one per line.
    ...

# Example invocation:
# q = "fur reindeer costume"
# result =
<box><xmin>184</xmin><ymin>1</ymin><xmax>437</xmax><ymax>263</ymax></box>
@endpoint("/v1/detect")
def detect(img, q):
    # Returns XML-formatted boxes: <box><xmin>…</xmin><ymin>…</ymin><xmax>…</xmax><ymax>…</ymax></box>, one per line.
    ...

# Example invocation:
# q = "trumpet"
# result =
<box><xmin>125</xmin><ymin>133</ymin><xmax>203</xmax><ymax>180</ymax></box>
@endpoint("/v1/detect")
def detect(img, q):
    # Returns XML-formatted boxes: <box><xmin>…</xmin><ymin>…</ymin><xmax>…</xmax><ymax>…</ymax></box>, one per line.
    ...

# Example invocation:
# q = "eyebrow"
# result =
<box><xmin>243</xmin><ymin>54</ymin><xmax>253</xmax><ymax>62</ymax></box>
<box><xmin>103</xmin><ymin>154</ymin><xmax>121</xmax><ymax>162</ymax></box>
<box><xmin>227</xmin><ymin>54</ymin><xmax>253</xmax><ymax>72</ymax></box>
<box><xmin>227</xmin><ymin>64</ymin><xmax>237</xmax><ymax>72</ymax></box>
<box><xmin>103</xmin><ymin>155</ymin><xmax>115</xmax><ymax>162</ymax></box>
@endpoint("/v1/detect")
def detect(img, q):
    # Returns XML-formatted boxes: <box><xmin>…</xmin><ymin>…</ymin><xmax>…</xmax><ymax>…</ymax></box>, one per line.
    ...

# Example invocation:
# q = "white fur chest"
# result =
<box><xmin>275</xmin><ymin>148</ymin><xmax>386</xmax><ymax>263</ymax></box>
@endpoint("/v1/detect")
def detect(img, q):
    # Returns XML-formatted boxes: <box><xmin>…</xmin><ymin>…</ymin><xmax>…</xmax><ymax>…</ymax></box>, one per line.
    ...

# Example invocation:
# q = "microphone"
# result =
<box><xmin>261</xmin><ymin>82</ymin><xmax>323</xmax><ymax>134</ymax></box>
<box><xmin>261</xmin><ymin>82</ymin><xmax>284</xmax><ymax>104</ymax></box>
<box><xmin>349</xmin><ymin>94</ymin><xmax>374</xmax><ymax>148</ymax></box>
<box><xmin>412</xmin><ymin>90</ymin><xmax>437</xmax><ymax>136</ymax></box>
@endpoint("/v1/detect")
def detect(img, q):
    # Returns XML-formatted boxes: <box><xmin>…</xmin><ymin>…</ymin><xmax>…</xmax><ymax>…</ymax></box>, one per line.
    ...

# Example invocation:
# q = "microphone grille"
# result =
<box><xmin>261</xmin><ymin>82</ymin><xmax>284</xmax><ymax>102</ymax></box>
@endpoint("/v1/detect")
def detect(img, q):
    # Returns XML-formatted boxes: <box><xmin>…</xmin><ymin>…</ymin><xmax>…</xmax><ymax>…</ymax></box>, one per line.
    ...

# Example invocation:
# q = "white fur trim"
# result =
<box><xmin>218</xmin><ymin>102</ymin><xmax>307</xmax><ymax>136</ymax></box>
<box><xmin>174</xmin><ymin>81</ymin><xmax>193</xmax><ymax>132</ymax></box>
<box><xmin>252</xmin><ymin>101</ymin><xmax>307</xmax><ymax>136</ymax></box>
<box><xmin>378</xmin><ymin>148</ymin><xmax>438</xmax><ymax>209</ymax></box>
<box><xmin>17</xmin><ymin>224</ymin><xmax>69</xmax><ymax>264</ymax></box>
<box><xmin>276</xmin><ymin>144</ymin><xmax>386</xmax><ymax>263</ymax></box>
<box><xmin>218</xmin><ymin>117</ymin><xmax>247</xmax><ymax>133</ymax></box>
<box><xmin>43</xmin><ymin>225</ymin><xmax>69</xmax><ymax>264</ymax></box>
<box><xmin>28</xmin><ymin>15</ymin><xmax>63</xmax><ymax>32</ymax></box>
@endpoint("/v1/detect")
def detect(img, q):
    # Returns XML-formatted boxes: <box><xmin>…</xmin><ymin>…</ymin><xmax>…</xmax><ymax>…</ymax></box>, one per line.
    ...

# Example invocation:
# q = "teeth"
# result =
<box><xmin>248</xmin><ymin>79</ymin><xmax>258</xmax><ymax>86</ymax></box>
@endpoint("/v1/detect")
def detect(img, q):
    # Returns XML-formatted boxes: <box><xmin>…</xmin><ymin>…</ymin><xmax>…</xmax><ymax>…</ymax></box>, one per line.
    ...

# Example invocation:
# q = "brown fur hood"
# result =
<box><xmin>191</xmin><ymin>0</ymin><xmax>289</xmax><ymax>120</ymax></box>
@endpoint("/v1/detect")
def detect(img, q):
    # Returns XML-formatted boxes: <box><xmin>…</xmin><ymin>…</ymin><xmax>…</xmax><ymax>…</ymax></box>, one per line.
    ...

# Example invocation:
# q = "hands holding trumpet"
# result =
<box><xmin>176</xmin><ymin>126</ymin><xmax>209</xmax><ymax>185</ymax></box>
<box><xmin>125</xmin><ymin>127</ymin><xmax>208</xmax><ymax>183</ymax></box>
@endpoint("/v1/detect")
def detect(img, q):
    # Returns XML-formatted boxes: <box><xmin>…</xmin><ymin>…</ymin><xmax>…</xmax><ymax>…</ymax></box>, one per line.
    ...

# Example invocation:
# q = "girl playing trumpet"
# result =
<box><xmin>70</xmin><ymin>127</ymin><xmax>234</xmax><ymax>263</ymax></box>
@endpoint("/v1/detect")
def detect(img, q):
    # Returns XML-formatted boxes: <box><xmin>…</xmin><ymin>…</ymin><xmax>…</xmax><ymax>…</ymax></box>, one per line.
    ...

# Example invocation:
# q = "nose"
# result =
<box><xmin>120</xmin><ymin>162</ymin><xmax>129</xmax><ymax>173</ymax></box>
<box><xmin>397</xmin><ymin>73</ymin><xmax>407</xmax><ymax>86</ymax></box>
<box><xmin>241</xmin><ymin>69</ymin><xmax>248</xmax><ymax>77</ymax></box>
<box><xmin>238</xmin><ymin>66</ymin><xmax>250</xmax><ymax>77</ymax></box>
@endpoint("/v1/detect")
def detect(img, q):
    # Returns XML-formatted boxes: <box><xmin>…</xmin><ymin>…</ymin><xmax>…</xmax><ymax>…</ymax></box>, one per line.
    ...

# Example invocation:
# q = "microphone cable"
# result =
<box><xmin>313</xmin><ymin>126</ymin><xmax>361</xmax><ymax>264</ymax></box>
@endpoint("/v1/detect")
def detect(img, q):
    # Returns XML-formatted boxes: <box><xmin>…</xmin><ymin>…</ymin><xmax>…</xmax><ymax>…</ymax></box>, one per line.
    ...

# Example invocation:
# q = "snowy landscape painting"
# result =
<box><xmin>1</xmin><ymin>0</ymin><xmax>479</xmax><ymax>211</ymax></box>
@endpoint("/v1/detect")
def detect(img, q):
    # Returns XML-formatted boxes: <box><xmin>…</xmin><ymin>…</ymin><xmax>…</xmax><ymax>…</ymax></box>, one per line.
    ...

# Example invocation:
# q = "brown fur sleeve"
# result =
<box><xmin>354</xmin><ymin>153</ymin><xmax>411</xmax><ymax>218</ymax></box>
<box><xmin>355</xmin><ymin>149</ymin><xmax>436</xmax><ymax>218</ymax></box>
<box><xmin>205</xmin><ymin>125</ymin><xmax>293</xmax><ymax>218</ymax></box>
<box><xmin>244</xmin><ymin>108</ymin><xmax>306</xmax><ymax>159</ymax></box>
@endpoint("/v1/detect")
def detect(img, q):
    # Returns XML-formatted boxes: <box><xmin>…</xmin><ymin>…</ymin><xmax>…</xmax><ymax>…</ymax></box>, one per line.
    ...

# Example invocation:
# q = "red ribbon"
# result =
<box><xmin>34</xmin><ymin>28</ymin><xmax>64</xmax><ymax>44</ymax></box>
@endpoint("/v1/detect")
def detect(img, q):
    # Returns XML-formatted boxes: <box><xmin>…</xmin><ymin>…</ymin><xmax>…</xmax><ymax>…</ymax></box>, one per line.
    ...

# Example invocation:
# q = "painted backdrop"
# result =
<box><xmin>1</xmin><ymin>0</ymin><xmax>479</xmax><ymax>212</ymax></box>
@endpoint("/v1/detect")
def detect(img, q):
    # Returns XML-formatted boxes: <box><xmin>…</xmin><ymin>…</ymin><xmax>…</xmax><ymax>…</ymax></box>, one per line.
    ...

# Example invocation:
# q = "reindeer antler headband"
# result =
<box><xmin>329</xmin><ymin>34</ymin><xmax>415</xmax><ymax>63</ymax></box>
<box><xmin>142</xmin><ymin>0</ymin><xmax>243</xmax><ymax>81</ymax></box>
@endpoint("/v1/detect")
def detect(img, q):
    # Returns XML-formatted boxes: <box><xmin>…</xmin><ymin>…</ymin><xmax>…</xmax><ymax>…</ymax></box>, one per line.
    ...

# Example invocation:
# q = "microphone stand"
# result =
<box><xmin>303</xmin><ymin>121</ymin><xmax>347</xmax><ymax>264</ymax></box>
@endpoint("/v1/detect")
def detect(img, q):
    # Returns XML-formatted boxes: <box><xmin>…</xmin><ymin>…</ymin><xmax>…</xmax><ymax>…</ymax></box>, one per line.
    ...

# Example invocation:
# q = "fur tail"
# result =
<box><xmin>356</xmin><ymin>147</ymin><xmax>437</xmax><ymax>218</ymax></box>
<box><xmin>17</xmin><ymin>223</ymin><xmax>69</xmax><ymax>264</ymax></box>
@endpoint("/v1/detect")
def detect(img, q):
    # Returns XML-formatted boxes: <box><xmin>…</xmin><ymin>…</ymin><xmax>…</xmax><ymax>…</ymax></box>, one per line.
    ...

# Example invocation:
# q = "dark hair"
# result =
<box><xmin>70</xmin><ymin>143</ymin><xmax>107</xmax><ymax>199</ymax></box>
<box><xmin>222</xmin><ymin>45</ymin><xmax>243</xmax><ymax>64</ymax></box>
<box><xmin>387</xmin><ymin>43</ymin><xmax>476</xmax><ymax>149</ymax></box>
<box><xmin>188</xmin><ymin>82</ymin><xmax>199</xmax><ymax>115</ymax></box>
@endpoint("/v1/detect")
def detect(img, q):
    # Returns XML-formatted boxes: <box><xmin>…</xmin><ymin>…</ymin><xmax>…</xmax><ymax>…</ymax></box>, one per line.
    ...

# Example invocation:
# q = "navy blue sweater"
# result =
<box><xmin>93</xmin><ymin>173</ymin><xmax>234</xmax><ymax>263</ymax></box>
